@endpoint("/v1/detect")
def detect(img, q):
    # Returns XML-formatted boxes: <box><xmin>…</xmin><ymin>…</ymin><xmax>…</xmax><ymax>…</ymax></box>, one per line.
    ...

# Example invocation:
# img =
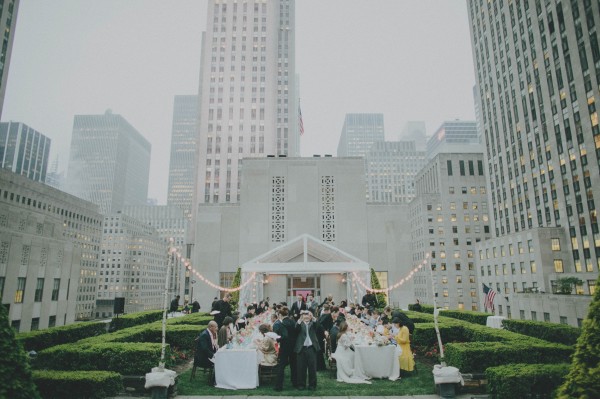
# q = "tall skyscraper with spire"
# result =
<box><xmin>467</xmin><ymin>0</ymin><xmax>599</xmax><ymax>324</ymax></box>
<box><xmin>196</xmin><ymin>0</ymin><xmax>298</xmax><ymax>205</ymax></box>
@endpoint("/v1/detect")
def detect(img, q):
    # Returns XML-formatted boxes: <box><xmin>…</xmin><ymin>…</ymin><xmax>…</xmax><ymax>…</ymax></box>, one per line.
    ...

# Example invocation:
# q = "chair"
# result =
<box><xmin>325</xmin><ymin>335</ymin><xmax>337</xmax><ymax>377</ymax></box>
<box><xmin>190</xmin><ymin>346</ymin><xmax>215</xmax><ymax>384</ymax></box>
<box><xmin>258</xmin><ymin>364</ymin><xmax>277</xmax><ymax>384</ymax></box>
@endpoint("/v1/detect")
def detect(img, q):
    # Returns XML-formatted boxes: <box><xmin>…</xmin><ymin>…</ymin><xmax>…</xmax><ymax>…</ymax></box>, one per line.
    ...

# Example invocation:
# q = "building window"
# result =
<box><xmin>51</xmin><ymin>279</ymin><xmax>60</xmax><ymax>301</ymax></box>
<box><xmin>588</xmin><ymin>280</ymin><xmax>596</xmax><ymax>295</ymax></box>
<box><xmin>15</xmin><ymin>277</ymin><xmax>26</xmax><ymax>303</ymax></box>
<box><xmin>34</xmin><ymin>278</ymin><xmax>44</xmax><ymax>302</ymax></box>
<box><xmin>551</xmin><ymin>238</ymin><xmax>561</xmax><ymax>251</ymax></box>
<box><xmin>530</xmin><ymin>261</ymin><xmax>537</xmax><ymax>273</ymax></box>
<box><xmin>520</xmin><ymin>310</ymin><xmax>525</xmax><ymax>320</ymax></box>
<box><xmin>531</xmin><ymin>311</ymin><xmax>537</xmax><ymax>321</ymax></box>
<box><xmin>459</xmin><ymin>160</ymin><xmax>465</xmax><ymax>176</ymax></box>
<box><xmin>219</xmin><ymin>272</ymin><xmax>235</xmax><ymax>299</ymax></box>
<box><xmin>544</xmin><ymin>312</ymin><xmax>551</xmax><ymax>322</ymax></box>
<box><xmin>560</xmin><ymin>316</ymin><xmax>568</xmax><ymax>325</ymax></box>
<box><xmin>31</xmin><ymin>317</ymin><xmax>40</xmax><ymax>331</ymax></box>
<box><xmin>320</xmin><ymin>176</ymin><xmax>336</xmax><ymax>242</ymax></box>
<box><xmin>270</xmin><ymin>176</ymin><xmax>286</xmax><ymax>242</ymax></box>
<box><xmin>554</xmin><ymin>259</ymin><xmax>564</xmax><ymax>273</ymax></box>
<box><xmin>447</xmin><ymin>160</ymin><xmax>453</xmax><ymax>176</ymax></box>
<box><xmin>11</xmin><ymin>320</ymin><xmax>20</xmax><ymax>332</ymax></box>
<box><xmin>0</xmin><ymin>276</ymin><xmax>4</xmax><ymax>299</ymax></box>
<box><xmin>48</xmin><ymin>315</ymin><xmax>56</xmax><ymax>328</ymax></box>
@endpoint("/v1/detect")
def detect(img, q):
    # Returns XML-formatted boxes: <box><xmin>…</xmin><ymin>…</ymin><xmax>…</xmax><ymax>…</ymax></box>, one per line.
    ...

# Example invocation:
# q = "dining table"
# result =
<box><xmin>213</xmin><ymin>347</ymin><xmax>259</xmax><ymax>389</ymax></box>
<box><xmin>353</xmin><ymin>344</ymin><xmax>402</xmax><ymax>380</ymax></box>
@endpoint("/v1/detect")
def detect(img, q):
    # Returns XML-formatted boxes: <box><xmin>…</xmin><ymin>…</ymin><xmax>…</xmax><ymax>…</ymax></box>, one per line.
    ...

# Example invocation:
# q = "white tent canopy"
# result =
<box><xmin>238</xmin><ymin>234</ymin><xmax>371</xmax><ymax>309</ymax></box>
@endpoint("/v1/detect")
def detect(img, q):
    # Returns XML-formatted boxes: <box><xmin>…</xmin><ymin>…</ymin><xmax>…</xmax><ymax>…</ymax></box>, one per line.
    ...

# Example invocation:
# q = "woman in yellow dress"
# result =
<box><xmin>393</xmin><ymin>318</ymin><xmax>415</xmax><ymax>372</ymax></box>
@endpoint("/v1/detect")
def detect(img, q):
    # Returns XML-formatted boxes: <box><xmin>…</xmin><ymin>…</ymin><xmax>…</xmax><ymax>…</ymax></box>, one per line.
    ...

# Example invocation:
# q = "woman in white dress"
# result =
<box><xmin>331</xmin><ymin>322</ymin><xmax>371</xmax><ymax>384</ymax></box>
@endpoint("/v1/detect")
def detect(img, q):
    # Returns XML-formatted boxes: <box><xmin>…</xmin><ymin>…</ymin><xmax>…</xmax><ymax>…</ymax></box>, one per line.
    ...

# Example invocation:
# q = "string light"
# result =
<box><xmin>170</xmin><ymin>245</ymin><xmax>256</xmax><ymax>292</ymax></box>
<box><xmin>352</xmin><ymin>255</ymin><xmax>430</xmax><ymax>293</ymax></box>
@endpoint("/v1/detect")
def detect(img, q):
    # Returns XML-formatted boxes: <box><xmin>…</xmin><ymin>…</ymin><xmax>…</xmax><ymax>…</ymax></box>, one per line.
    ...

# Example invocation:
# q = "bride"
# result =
<box><xmin>331</xmin><ymin>321</ymin><xmax>371</xmax><ymax>384</ymax></box>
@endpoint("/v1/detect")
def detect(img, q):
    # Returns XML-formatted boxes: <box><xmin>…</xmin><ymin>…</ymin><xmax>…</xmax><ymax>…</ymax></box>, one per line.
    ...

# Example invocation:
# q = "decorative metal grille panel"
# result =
<box><xmin>320</xmin><ymin>176</ymin><xmax>336</xmax><ymax>242</ymax></box>
<box><xmin>270</xmin><ymin>176</ymin><xmax>286</xmax><ymax>242</ymax></box>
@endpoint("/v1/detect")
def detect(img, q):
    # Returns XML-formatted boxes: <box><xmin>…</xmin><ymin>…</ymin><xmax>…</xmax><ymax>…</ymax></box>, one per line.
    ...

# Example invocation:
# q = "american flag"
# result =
<box><xmin>298</xmin><ymin>104</ymin><xmax>304</xmax><ymax>136</ymax></box>
<box><xmin>483</xmin><ymin>283</ymin><xmax>496</xmax><ymax>312</ymax></box>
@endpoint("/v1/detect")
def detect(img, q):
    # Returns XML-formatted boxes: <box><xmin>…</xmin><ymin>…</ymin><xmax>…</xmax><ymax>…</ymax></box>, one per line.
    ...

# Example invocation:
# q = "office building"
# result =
<box><xmin>96</xmin><ymin>212</ymin><xmax>167</xmax><ymax>317</ymax></box>
<box><xmin>0</xmin><ymin>121</ymin><xmax>51</xmax><ymax>183</ymax></box>
<box><xmin>337</xmin><ymin>113</ymin><xmax>385</xmax><ymax>158</ymax></box>
<box><xmin>196</xmin><ymin>0</ymin><xmax>298</xmax><ymax>205</ymax></box>
<box><xmin>365</xmin><ymin>141</ymin><xmax>426</xmax><ymax>203</ymax></box>
<box><xmin>167</xmin><ymin>95</ymin><xmax>198</xmax><ymax>219</ymax></box>
<box><xmin>0</xmin><ymin>169</ymin><xmax>102</xmax><ymax>331</ymax></box>
<box><xmin>410</xmin><ymin>153</ymin><xmax>492</xmax><ymax>310</ymax></box>
<box><xmin>0</xmin><ymin>0</ymin><xmax>19</xmax><ymax>119</ymax></box>
<box><xmin>121</xmin><ymin>205</ymin><xmax>187</xmax><ymax>300</ymax></box>
<box><xmin>45</xmin><ymin>156</ymin><xmax>64</xmax><ymax>190</ymax></box>
<box><xmin>65</xmin><ymin>110</ymin><xmax>151</xmax><ymax>215</ymax></box>
<box><xmin>426</xmin><ymin>120</ymin><xmax>481</xmax><ymax>160</ymax></box>
<box><xmin>467</xmin><ymin>0</ymin><xmax>600</xmax><ymax>325</ymax></box>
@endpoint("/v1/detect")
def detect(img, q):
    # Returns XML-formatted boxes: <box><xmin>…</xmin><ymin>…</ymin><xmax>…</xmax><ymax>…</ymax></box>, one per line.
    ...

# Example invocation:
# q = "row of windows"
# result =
<box><xmin>0</xmin><ymin>276</ymin><xmax>61</xmax><ymax>304</ymax></box>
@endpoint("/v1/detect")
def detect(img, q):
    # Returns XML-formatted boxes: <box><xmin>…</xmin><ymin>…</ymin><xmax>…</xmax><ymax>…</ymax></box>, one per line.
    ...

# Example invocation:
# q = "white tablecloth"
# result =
<box><xmin>354</xmin><ymin>345</ymin><xmax>401</xmax><ymax>381</ymax></box>
<box><xmin>214</xmin><ymin>349</ymin><xmax>259</xmax><ymax>389</ymax></box>
<box><xmin>486</xmin><ymin>316</ymin><xmax>506</xmax><ymax>329</ymax></box>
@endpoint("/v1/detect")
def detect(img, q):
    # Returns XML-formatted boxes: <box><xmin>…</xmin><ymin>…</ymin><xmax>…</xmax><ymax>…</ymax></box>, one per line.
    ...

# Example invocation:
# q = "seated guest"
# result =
<box><xmin>332</xmin><ymin>322</ymin><xmax>371</xmax><ymax>384</ymax></box>
<box><xmin>329</xmin><ymin>306</ymin><xmax>345</xmax><ymax>353</ymax></box>
<box><xmin>195</xmin><ymin>321</ymin><xmax>219</xmax><ymax>369</ymax></box>
<box><xmin>254</xmin><ymin>324</ymin><xmax>278</xmax><ymax>366</ymax></box>
<box><xmin>244</xmin><ymin>304</ymin><xmax>256</xmax><ymax>320</ymax></box>
<box><xmin>217</xmin><ymin>316</ymin><xmax>233</xmax><ymax>347</ymax></box>
<box><xmin>393</xmin><ymin>318</ymin><xmax>415</xmax><ymax>372</ymax></box>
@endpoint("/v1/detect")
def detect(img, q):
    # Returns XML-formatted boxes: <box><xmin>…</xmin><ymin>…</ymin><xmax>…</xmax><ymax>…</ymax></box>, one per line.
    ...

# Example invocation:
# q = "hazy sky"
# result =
<box><xmin>3</xmin><ymin>0</ymin><xmax>476</xmax><ymax>204</ymax></box>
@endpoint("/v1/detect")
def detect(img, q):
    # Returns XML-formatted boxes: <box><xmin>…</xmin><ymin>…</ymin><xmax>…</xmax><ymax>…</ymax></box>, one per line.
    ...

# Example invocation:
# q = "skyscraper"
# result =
<box><xmin>337</xmin><ymin>113</ymin><xmax>385</xmax><ymax>158</ymax></box>
<box><xmin>0</xmin><ymin>0</ymin><xmax>19</xmax><ymax>119</ymax></box>
<box><xmin>400</xmin><ymin>121</ymin><xmax>427</xmax><ymax>151</ymax></box>
<box><xmin>66</xmin><ymin>110</ymin><xmax>151</xmax><ymax>215</ymax></box>
<box><xmin>467</xmin><ymin>0</ymin><xmax>600</xmax><ymax>324</ymax></box>
<box><xmin>196</xmin><ymin>0</ymin><xmax>297</xmax><ymax>205</ymax></box>
<box><xmin>0</xmin><ymin>121</ymin><xmax>51</xmax><ymax>183</ymax></box>
<box><xmin>167</xmin><ymin>95</ymin><xmax>198</xmax><ymax>219</ymax></box>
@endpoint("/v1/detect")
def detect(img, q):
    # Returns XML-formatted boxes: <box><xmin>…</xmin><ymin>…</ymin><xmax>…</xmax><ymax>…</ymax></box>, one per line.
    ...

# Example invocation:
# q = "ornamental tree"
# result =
<box><xmin>370</xmin><ymin>268</ymin><xmax>387</xmax><ymax>309</ymax></box>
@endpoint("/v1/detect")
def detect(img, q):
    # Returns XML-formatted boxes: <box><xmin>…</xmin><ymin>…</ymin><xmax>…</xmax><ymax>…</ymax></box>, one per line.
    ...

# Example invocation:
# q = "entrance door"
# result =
<box><xmin>287</xmin><ymin>275</ymin><xmax>321</xmax><ymax>304</ymax></box>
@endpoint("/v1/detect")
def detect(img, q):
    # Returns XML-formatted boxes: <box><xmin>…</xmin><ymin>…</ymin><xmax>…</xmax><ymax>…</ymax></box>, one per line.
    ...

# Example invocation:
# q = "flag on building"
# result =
<box><xmin>298</xmin><ymin>103</ymin><xmax>304</xmax><ymax>136</ymax></box>
<box><xmin>483</xmin><ymin>283</ymin><xmax>496</xmax><ymax>312</ymax></box>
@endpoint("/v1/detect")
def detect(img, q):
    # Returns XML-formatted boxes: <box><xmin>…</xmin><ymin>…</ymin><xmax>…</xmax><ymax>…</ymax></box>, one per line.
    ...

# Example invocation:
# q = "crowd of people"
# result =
<box><xmin>193</xmin><ymin>291</ymin><xmax>415</xmax><ymax>391</ymax></box>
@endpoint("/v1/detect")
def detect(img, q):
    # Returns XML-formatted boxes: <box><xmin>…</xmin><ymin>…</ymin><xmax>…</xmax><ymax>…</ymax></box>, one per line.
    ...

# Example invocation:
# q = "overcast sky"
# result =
<box><xmin>3</xmin><ymin>0</ymin><xmax>476</xmax><ymax>204</ymax></box>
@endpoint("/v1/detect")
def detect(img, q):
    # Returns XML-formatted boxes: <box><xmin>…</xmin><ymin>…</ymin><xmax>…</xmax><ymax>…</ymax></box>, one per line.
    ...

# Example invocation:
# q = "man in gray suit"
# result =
<box><xmin>294</xmin><ymin>310</ymin><xmax>327</xmax><ymax>391</ymax></box>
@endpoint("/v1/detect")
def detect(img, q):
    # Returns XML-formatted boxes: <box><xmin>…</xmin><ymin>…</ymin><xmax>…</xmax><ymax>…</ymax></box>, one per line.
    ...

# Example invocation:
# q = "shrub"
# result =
<box><xmin>439</xmin><ymin>309</ymin><xmax>490</xmax><ymax>326</ymax></box>
<box><xmin>444</xmin><ymin>341</ymin><xmax>573</xmax><ymax>372</ymax></box>
<box><xmin>0</xmin><ymin>304</ymin><xmax>40</xmax><ymax>399</ymax></box>
<box><xmin>412</xmin><ymin>323</ymin><xmax>466</xmax><ymax>349</ymax></box>
<box><xmin>109</xmin><ymin>310</ymin><xmax>163</xmax><ymax>331</ymax></box>
<box><xmin>167</xmin><ymin>313</ymin><xmax>212</xmax><ymax>326</ymax></box>
<box><xmin>502</xmin><ymin>319</ymin><xmax>581</xmax><ymax>346</ymax></box>
<box><xmin>33</xmin><ymin>370</ymin><xmax>122</xmax><ymax>399</ymax></box>
<box><xmin>100</xmin><ymin>323</ymin><xmax>204</xmax><ymax>350</ymax></box>
<box><xmin>403</xmin><ymin>311</ymin><xmax>435</xmax><ymax>323</ymax></box>
<box><xmin>557</xmin><ymin>274</ymin><xmax>600</xmax><ymax>399</ymax></box>
<box><xmin>17</xmin><ymin>321</ymin><xmax>107</xmax><ymax>352</ymax></box>
<box><xmin>486</xmin><ymin>363</ymin><xmax>570</xmax><ymax>398</ymax></box>
<box><xmin>408</xmin><ymin>303</ymin><xmax>434</xmax><ymax>313</ymax></box>
<box><xmin>35</xmin><ymin>342</ymin><xmax>168</xmax><ymax>375</ymax></box>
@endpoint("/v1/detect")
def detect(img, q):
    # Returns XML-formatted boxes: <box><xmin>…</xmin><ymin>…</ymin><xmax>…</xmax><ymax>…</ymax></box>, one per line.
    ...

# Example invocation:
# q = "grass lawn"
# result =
<box><xmin>177</xmin><ymin>361</ymin><xmax>435</xmax><ymax>396</ymax></box>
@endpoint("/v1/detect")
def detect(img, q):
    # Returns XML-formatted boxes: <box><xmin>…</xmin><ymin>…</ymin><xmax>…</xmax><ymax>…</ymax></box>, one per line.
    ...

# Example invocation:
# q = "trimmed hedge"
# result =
<box><xmin>439</xmin><ymin>309</ymin><xmax>490</xmax><ymax>326</ymax></box>
<box><xmin>167</xmin><ymin>313</ymin><xmax>212</xmax><ymax>326</ymax></box>
<box><xmin>35</xmin><ymin>342</ymin><xmax>168</xmax><ymax>375</ymax></box>
<box><xmin>444</xmin><ymin>341</ymin><xmax>574</xmax><ymax>373</ymax></box>
<box><xmin>17</xmin><ymin>321</ymin><xmax>108</xmax><ymax>352</ymax></box>
<box><xmin>486</xmin><ymin>363</ymin><xmax>570</xmax><ymax>398</ymax></box>
<box><xmin>33</xmin><ymin>370</ymin><xmax>122</xmax><ymax>399</ymax></box>
<box><xmin>408</xmin><ymin>303</ymin><xmax>434</xmax><ymax>313</ymax></box>
<box><xmin>502</xmin><ymin>319</ymin><xmax>581</xmax><ymax>346</ymax></box>
<box><xmin>95</xmin><ymin>323</ymin><xmax>204</xmax><ymax>350</ymax></box>
<box><xmin>403</xmin><ymin>311</ymin><xmax>435</xmax><ymax>323</ymax></box>
<box><xmin>109</xmin><ymin>310</ymin><xmax>163</xmax><ymax>331</ymax></box>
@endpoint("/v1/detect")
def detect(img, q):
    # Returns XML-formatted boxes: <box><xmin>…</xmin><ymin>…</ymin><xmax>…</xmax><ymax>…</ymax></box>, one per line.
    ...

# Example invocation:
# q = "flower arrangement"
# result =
<box><xmin>373</xmin><ymin>335</ymin><xmax>390</xmax><ymax>347</ymax></box>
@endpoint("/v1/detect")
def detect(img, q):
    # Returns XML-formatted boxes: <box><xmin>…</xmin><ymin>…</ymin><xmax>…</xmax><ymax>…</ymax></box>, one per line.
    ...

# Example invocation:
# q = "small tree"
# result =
<box><xmin>230</xmin><ymin>267</ymin><xmax>242</xmax><ymax>309</ymax></box>
<box><xmin>370</xmin><ymin>268</ymin><xmax>387</xmax><ymax>309</ymax></box>
<box><xmin>0</xmin><ymin>305</ymin><xmax>41</xmax><ymax>399</ymax></box>
<box><xmin>555</xmin><ymin>277</ymin><xmax>583</xmax><ymax>294</ymax></box>
<box><xmin>556</xmin><ymin>274</ymin><xmax>600</xmax><ymax>398</ymax></box>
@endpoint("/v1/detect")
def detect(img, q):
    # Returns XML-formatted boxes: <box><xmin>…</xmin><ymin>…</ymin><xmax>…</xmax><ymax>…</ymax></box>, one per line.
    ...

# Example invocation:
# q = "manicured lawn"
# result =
<box><xmin>177</xmin><ymin>361</ymin><xmax>435</xmax><ymax>396</ymax></box>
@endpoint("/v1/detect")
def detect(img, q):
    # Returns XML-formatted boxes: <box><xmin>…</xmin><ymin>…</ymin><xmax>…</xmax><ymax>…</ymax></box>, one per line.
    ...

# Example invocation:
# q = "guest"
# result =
<box><xmin>244</xmin><ymin>304</ymin><xmax>256</xmax><ymax>320</ymax></box>
<box><xmin>255</xmin><ymin>324</ymin><xmax>278</xmax><ymax>367</ymax></box>
<box><xmin>194</xmin><ymin>321</ymin><xmax>219</xmax><ymax>371</ymax></box>
<box><xmin>191</xmin><ymin>299</ymin><xmax>201</xmax><ymax>313</ymax></box>
<box><xmin>281</xmin><ymin>307</ymin><xmax>299</xmax><ymax>388</ymax></box>
<box><xmin>217</xmin><ymin>316</ymin><xmax>233</xmax><ymax>347</ymax></box>
<box><xmin>393</xmin><ymin>318</ymin><xmax>415</xmax><ymax>373</ymax></box>
<box><xmin>332</xmin><ymin>322</ymin><xmax>371</xmax><ymax>384</ymax></box>
<box><xmin>214</xmin><ymin>294</ymin><xmax>233</xmax><ymax>327</ymax></box>
<box><xmin>294</xmin><ymin>310</ymin><xmax>326</xmax><ymax>391</ymax></box>
<box><xmin>291</xmin><ymin>294</ymin><xmax>307</xmax><ymax>320</ymax></box>
<box><xmin>306</xmin><ymin>294</ymin><xmax>318</xmax><ymax>316</ymax></box>
<box><xmin>169</xmin><ymin>295</ymin><xmax>180</xmax><ymax>314</ymax></box>
<box><xmin>361</xmin><ymin>289</ymin><xmax>378</xmax><ymax>309</ymax></box>
<box><xmin>413</xmin><ymin>298</ymin><xmax>422</xmax><ymax>312</ymax></box>
<box><xmin>211</xmin><ymin>297</ymin><xmax>219</xmax><ymax>311</ymax></box>
<box><xmin>329</xmin><ymin>306</ymin><xmax>345</xmax><ymax>354</ymax></box>
<box><xmin>319</xmin><ymin>294</ymin><xmax>334</xmax><ymax>309</ymax></box>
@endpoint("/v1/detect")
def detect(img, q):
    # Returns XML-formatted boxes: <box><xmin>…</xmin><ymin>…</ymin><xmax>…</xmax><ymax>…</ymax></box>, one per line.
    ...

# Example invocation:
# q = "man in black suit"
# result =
<box><xmin>273</xmin><ymin>308</ymin><xmax>290</xmax><ymax>391</ymax></box>
<box><xmin>362</xmin><ymin>289</ymin><xmax>378</xmax><ymax>309</ymax></box>
<box><xmin>294</xmin><ymin>310</ymin><xmax>326</xmax><ymax>391</ymax></box>
<box><xmin>194</xmin><ymin>321</ymin><xmax>219</xmax><ymax>372</ymax></box>
<box><xmin>290</xmin><ymin>294</ymin><xmax>306</xmax><ymax>320</ymax></box>
<box><xmin>281</xmin><ymin>307</ymin><xmax>298</xmax><ymax>388</ymax></box>
<box><xmin>214</xmin><ymin>294</ymin><xmax>232</xmax><ymax>327</ymax></box>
